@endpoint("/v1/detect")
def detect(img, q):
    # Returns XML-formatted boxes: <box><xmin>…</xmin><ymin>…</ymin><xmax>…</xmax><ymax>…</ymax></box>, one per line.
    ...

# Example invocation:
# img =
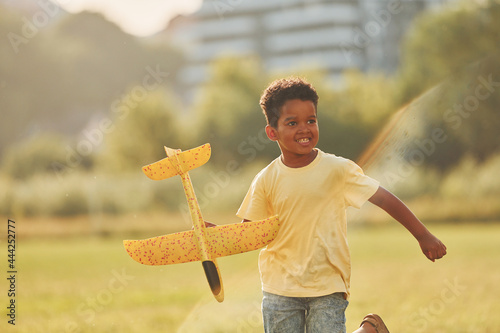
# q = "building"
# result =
<box><xmin>161</xmin><ymin>0</ymin><xmax>449</xmax><ymax>98</ymax></box>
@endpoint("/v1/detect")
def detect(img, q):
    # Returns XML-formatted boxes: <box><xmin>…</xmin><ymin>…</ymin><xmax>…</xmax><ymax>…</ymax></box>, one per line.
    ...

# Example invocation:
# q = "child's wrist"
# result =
<box><xmin>413</xmin><ymin>226</ymin><xmax>432</xmax><ymax>242</ymax></box>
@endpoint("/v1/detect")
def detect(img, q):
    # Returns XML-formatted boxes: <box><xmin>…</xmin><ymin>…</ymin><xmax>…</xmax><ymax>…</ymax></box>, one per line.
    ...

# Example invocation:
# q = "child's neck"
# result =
<box><xmin>281</xmin><ymin>149</ymin><xmax>318</xmax><ymax>168</ymax></box>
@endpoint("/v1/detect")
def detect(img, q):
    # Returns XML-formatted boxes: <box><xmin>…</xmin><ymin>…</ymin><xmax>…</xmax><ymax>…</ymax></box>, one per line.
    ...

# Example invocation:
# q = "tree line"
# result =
<box><xmin>1</xmin><ymin>1</ymin><xmax>500</xmax><ymax>180</ymax></box>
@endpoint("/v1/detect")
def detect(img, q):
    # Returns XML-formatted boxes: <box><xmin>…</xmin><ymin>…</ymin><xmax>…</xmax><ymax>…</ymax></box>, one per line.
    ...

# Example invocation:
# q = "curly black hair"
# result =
<box><xmin>259</xmin><ymin>77</ymin><xmax>319</xmax><ymax>128</ymax></box>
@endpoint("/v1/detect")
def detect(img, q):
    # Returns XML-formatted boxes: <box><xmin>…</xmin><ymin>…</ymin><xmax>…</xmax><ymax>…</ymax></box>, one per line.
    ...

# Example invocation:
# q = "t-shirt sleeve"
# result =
<box><xmin>344</xmin><ymin>160</ymin><xmax>380</xmax><ymax>209</ymax></box>
<box><xmin>237</xmin><ymin>172</ymin><xmax>271</xmax><ymax>221</ymax></box>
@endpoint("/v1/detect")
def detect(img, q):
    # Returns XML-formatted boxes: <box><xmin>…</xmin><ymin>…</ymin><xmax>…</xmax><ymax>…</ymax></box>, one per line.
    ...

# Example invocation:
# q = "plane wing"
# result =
<box><xmin>206</xmin><ymin>215</ymin><xmax>280</xmax><ymax>257</ymax></box>
<box><xmin>142</xmin><ymin>144</ymin><xmax>211</xmax><ymax>180</ymax></box>
<box><xmin>124</xmin><ymin>230</ymin><xmax>200</xmax><ymax>265</ymax></box>
<box><xmin>123</xmin><ymin>215</ymin><xmax>280</xmax><ymax>266</ymax></box>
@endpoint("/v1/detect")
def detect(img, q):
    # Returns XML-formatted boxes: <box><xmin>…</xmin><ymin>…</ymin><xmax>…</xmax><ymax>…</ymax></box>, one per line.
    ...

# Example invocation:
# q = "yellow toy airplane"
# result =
<box><xmin>123</xmin><ymin>144</ymin><xmax>280</xmax><ymax>302</ymax></box>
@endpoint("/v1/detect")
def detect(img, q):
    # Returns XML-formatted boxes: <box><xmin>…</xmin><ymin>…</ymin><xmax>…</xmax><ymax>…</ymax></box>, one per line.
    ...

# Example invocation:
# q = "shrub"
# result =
<box><xmin>2</xmin><ymin>134</ymin><xmax>69</xmax><ymax>180</ymax></box>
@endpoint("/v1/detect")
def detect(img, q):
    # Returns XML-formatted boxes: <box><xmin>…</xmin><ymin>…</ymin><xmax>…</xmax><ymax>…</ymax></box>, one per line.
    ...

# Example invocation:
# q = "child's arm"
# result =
<box><xmin>368</xmin><ymin>186</ymin><xmax>447</xmax><ymax>262</ymax></box>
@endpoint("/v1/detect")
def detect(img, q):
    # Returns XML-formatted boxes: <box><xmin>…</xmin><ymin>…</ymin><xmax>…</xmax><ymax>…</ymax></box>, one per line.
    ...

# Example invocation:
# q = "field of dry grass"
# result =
<box><xmin>2</xmin><ymin>215</ymin><xmax>499</xmax><ymax>332</ymax></box>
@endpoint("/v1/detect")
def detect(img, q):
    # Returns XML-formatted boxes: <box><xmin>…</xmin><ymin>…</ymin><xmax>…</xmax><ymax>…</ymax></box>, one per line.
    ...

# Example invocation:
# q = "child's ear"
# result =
<box><xmin>265</xmin><ymin>125</ymin><xmax>278</xmax><ymax>141</ymax></box>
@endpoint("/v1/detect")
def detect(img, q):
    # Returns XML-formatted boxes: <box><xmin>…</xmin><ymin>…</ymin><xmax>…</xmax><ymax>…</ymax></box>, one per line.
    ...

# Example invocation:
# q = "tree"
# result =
<box><xmin>191</xmin><ymin>56</ymin><xmax>277</xmax><ymax>167</ymax></box>
<box><xmin>395</xmin><ymin>1</ymin><xmax>500</xmax><ymax>169</ymax></box>
<box><xmin>0</xmin><ymin>8</ymin><xmax>182</xmax><ymax>160</ymax></box>
<box><xmin>397</xmin><ymin>0</ymin><xmax>500</xmax><ymax>103</ymax></box>
<box><xmin>315</xmin><ymin>69</ymin><xmax>396</xmax><ymax>161</ymax></box>
<box><xmin>1</xmin><ymin>133</ymin><xmax>69</xmax><ymax>180</ymax></box>
<box><xmin>191</xmin><ymin>59</ymin><xmax>397</xmax><ymax>165</ymax></box>
<box><xmin>98</xmin><ymin>90</ymin><xmax>184</xmax><ymax>172</ymax></box>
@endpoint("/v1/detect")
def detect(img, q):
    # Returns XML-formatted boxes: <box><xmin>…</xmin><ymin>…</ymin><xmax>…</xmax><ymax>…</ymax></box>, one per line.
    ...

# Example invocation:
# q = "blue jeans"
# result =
<box><xmin>262</xmin><ymin>291</ymin><xmax>348</xmax><ymax>333</ymax></box>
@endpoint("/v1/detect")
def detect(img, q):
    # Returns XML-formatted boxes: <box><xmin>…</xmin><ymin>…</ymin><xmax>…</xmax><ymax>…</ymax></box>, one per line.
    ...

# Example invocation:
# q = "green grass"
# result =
<box><xmin>2</xmin><ymin>221</ymin><xmax>500</xmax><ymax>332</ymax></box>
<box><xmin>348</xmin><ymin>223</ymin><xmax>500</xmax><ymax>332</ymax></box>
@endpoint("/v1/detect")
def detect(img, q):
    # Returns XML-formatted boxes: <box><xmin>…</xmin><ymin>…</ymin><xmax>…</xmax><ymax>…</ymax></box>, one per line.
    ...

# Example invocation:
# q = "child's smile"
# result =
<box><xmin>266</xmin><ymin>99</ymin><xmax>319</xmax><ymax>167</ymax></box>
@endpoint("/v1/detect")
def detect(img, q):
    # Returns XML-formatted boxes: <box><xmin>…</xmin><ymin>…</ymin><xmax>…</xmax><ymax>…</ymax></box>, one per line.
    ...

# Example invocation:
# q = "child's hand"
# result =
<box><xmin>418</xmin><ymin>233</ymin><xmax>447</xmax><ymax>262</ymax></box>
<box><xmin>192</xmin><ymin>221</ymin><xmax>217</xmax><ymax>230</ymax></box>
<box><xmin>204</xmin><ymin>221</ymin><xmax>217</xmax><ymax>228</ymax></box>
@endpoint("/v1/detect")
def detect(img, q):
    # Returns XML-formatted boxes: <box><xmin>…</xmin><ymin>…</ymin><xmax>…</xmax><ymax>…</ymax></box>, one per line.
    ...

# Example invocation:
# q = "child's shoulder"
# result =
<box><xmin>318</xmin><ymin>150</ymin><xmax>369</xmax><ymax>176</ymax></box>
<box><xmin>318</xmin><ymin>150</ymin><xmax>352</xmax><ymax>166</ymax></box>
<box><xmin>252</xmin><ymin>156</ymin><xmax>281</xmax><ymax>179</ymax></box>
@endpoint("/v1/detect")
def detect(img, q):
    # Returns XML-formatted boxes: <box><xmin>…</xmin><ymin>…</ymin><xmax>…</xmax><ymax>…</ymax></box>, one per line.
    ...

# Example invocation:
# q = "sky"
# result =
<box><xmin>57</xmin><ymin>0</ymin><xmax>203</xmax><ymax>36</ymax></box>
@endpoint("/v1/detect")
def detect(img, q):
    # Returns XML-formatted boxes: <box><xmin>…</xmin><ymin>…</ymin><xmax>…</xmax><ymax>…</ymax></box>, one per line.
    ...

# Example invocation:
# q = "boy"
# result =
<box><xmin>235</xmin><ymin>77</ymin><xmax>447</xmax><ymax>333</ymax></box>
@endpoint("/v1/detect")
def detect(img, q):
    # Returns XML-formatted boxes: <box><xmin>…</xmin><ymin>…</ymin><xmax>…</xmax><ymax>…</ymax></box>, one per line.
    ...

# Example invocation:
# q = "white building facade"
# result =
<box><xmin>164</xmin><ymin>0</ymin><xmax>449</xmax><ymax>96</ymax></box>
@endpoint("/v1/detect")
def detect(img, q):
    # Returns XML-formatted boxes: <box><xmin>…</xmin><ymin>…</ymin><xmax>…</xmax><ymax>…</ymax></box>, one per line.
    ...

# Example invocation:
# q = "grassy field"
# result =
<box><xmin>2</xmin><ymin>217</ymin><xmax>500</xmax><ymax>333</ymax></box>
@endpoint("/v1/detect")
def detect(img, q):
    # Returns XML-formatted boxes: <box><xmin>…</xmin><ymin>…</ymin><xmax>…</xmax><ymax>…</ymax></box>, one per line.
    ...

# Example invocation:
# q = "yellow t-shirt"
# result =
<box><xmin>237</xmin><ymin>149</ymin><xmax>379</xmax><ymax>299</ymax></box>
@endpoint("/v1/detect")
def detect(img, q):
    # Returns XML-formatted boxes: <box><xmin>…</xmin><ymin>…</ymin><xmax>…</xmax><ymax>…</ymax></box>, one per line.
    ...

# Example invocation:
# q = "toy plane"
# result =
<box><xmin>123</xmin><ymin>144</ymin><xmax>280</xmax><ymax>302</ymax></box>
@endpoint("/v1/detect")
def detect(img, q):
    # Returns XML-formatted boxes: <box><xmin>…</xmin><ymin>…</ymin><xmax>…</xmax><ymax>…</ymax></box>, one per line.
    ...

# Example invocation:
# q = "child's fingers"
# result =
<box><xmin>421</xmin><ymin>237</ymin><xmax>447</xmax><ymax>262</ymax></box>
<box><xmin>436</xmin><ymin>241</ymin><xmax>447</xmax><ymax>259</ymax></box>
<box><xmin>427</xmin><ymin>245</ymin><xmax>447</xmax><ymax>262</ymax></box>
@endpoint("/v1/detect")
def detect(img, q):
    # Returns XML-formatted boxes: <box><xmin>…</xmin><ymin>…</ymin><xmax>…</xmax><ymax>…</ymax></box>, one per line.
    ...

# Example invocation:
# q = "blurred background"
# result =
<box><xmin>1</xmin><ymin>0</ymin><xmax>500</xmax><ymax>332</ymax></box>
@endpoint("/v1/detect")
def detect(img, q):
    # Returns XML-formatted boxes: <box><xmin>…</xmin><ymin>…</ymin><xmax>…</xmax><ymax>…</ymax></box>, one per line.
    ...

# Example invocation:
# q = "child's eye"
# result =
<box><xmin>307</xmin><ymin>119</ymin><xmax>317</xmax><ymax>124</ymax></box>
<box><xmin>287</xmin><ymin>121</ymin><xmax>297</xmax><ymax>126</ymax></box>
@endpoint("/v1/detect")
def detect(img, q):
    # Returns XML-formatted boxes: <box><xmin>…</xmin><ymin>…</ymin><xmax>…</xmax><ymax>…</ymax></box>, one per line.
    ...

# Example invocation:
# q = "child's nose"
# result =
<box><xmin>297</xmin><ymin>123</ymin><xmax>309</xmax><ymax>132</ymax></box>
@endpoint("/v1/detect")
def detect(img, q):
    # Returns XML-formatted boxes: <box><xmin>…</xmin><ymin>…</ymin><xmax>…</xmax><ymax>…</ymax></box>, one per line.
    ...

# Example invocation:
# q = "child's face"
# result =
<box><xmin>266</xmin><ymin>99</ymin><xmax>319</xmax><ymax>165</ymax></box>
